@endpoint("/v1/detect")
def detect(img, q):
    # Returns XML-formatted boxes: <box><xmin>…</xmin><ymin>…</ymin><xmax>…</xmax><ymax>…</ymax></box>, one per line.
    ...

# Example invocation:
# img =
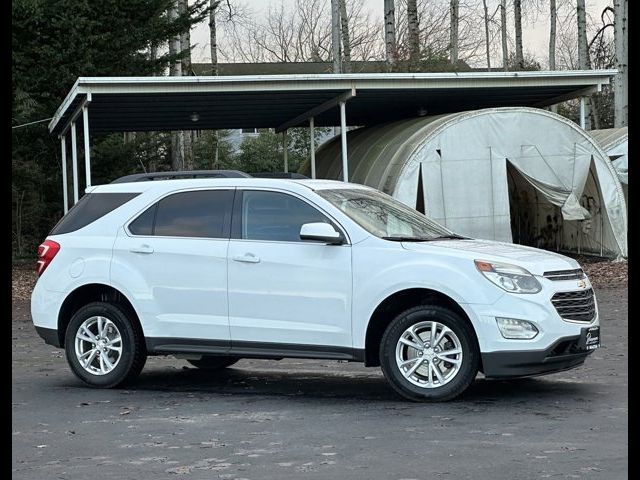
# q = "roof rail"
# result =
<box><xmin>252</xmin><ymin>172</ymin><xmax>309</xmax><ymax>179</ymax></box>
<box><xmin>110</xmin><ymin>170</ymin><xmax>251</xmax><ymax>183</ymax></box>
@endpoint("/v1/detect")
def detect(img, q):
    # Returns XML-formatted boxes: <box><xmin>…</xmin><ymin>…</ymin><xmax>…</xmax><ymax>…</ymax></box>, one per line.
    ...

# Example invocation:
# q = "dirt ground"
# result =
<box><xmin>12</xmin><ymin>281</ymin><xmax>627</xmax><ymax>479</ymax></box>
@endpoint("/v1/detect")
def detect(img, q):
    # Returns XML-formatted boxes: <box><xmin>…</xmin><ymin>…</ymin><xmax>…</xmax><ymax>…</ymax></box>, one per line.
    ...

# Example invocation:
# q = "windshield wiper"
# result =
<box><xmin>382</xmin><ymin>236</ymin><xmax>431</xmax><ymax>242</ymax></box>
<box><xmin>426</xmin><ymin>234</ymin><xmax>468</xmax><ymax>241</ymax></box>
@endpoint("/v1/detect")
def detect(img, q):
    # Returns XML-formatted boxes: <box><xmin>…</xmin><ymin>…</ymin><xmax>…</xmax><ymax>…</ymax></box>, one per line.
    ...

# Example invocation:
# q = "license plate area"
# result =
<box><xmin>578</xmin><ymin>326</ymin><xmax>600</xmax><ymax>350</ymax></box>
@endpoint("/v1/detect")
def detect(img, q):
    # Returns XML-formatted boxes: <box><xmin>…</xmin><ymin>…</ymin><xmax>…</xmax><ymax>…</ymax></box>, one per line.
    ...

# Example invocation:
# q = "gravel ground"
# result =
<box><xmin>12</xmin><ymin>286</ymin><xmax>627</xmax><ymax>480</ymax></box>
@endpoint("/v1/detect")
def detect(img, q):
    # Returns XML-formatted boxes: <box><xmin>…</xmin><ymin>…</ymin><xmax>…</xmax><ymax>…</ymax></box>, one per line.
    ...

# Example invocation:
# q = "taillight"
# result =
<box><xmin>36</xmin><ymin>240</ymin><xmax>60</xmax><ymax>277</ymax></box>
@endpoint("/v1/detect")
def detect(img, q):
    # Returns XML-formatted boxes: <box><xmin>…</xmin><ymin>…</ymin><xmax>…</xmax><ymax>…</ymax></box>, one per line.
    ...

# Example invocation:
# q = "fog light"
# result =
<box><xmin>496</xmin><ymin>317</ymin><xmax>539</xmax><ymax>339</ymax></box>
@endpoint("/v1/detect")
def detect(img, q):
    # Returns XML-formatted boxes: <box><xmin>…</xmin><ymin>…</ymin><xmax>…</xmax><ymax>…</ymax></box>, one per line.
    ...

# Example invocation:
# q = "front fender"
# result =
<box><xmin>351</xmin><ymin>242</ymin><xmax>504</xmax><ymax>349</ymax></box>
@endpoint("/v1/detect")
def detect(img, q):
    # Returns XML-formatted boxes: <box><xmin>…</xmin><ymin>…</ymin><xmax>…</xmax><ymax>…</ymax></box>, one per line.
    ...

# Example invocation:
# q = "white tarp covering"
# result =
<box><xmin>590</xmin><ymin>127</ymin><xmax>628</xmax><ymax>184</ymax></box>
<box><xmin>304</xmin><ymin>107</ymin><xmax>627</xmax><ymax>258</ymax></box>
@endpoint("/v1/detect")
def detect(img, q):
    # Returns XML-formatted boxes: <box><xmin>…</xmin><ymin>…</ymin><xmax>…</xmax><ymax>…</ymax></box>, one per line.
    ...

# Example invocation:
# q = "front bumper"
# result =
<box><xmin>481</xmin><ymin>330</ymin><xmax>596</xmax><ymax>379</ymax></box>
<box><xmin>35</xmin><ymin>326</ymin><xmax>61</xmax><ymax>348</ymax></box>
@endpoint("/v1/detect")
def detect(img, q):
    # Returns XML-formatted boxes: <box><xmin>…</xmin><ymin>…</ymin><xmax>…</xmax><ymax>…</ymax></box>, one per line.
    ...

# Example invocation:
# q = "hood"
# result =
<box><xmin>402</xmin><ymin>239</ymin><xmax>580</xmax><ymax>276</ymax></box>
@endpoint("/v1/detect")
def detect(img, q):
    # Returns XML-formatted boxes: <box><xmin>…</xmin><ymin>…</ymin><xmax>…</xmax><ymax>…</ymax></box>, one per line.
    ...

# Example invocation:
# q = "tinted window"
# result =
<box><xmin>50</xmin><ymin>193</ymin><xmax>139</xmax><ymax>235</ymax></box>
<box><xmin>151</xmin><ymin>190</ymin><xmax>232</xmax><ymax>238</ymax></box>
<box><xmin>241</xmin><ymin>191</ymin><xmax>329</xmax><ymax>242</ymax></box>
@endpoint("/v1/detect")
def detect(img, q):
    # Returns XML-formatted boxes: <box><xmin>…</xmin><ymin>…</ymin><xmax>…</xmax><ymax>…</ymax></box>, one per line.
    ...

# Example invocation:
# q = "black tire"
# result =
<box><xmin>64</xmin><ymin>301</ymin><xmax>146</xmax><ymax>388</ymax></box>
<box><xmin>186</xmin><ymin>356</ymin><xmax>240</xmax><ymax>370</ymax></box>
<box><xmin>379</xmin><ymin>305</ymin><xmax>479</xmax><ymax>402</ymax></box>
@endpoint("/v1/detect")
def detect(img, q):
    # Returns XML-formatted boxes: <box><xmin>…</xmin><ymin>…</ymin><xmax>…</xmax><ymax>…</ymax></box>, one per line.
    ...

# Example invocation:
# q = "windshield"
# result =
<box><xmin>317</xmin><ymin>188</ymin><xmax>463</xmax><ymax>241</ymax></box>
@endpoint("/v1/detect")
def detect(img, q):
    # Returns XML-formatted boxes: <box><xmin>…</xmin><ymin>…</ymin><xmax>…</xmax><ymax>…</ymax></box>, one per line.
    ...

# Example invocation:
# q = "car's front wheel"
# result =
<box><xmin>379</xmin><ymin>305</ymin><xmax>479</xmax><ymax>402</ymax></box>
<box><xmin>64</xmin><ymin>302</ymin><xmax>146</xmax><ymax>388</ymax></box>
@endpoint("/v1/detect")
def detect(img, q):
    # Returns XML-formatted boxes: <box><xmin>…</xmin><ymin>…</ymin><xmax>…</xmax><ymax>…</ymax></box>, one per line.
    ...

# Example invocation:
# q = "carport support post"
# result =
<box><xmin>282</xmin><ymin>130</ymin><xmax>288</xmax><ymax>173</ymax></box>
<box><xmin>310</xmin><ymin>117</ymin><xmax>316</xmax><ymax>179</ymax></box>
<box><xmin>82</xmin><ymin>104</ymin><xmax>91</xmax><ymax>188</ymax></box>
<box><xmin>70</xmin><ymin>121</ymin><xmax>79</xmax><ymax>204</ymax></box>
<box><xmin>339</xmin><ymin>101</ymin><xmax>348</xmax><ymax>182</ymax></box>
<box><xmin>579</xmin><ymin>97</ymin><xmax>586</xmax><ymax>129</ymax></box>
<box><xmin>60</xmin><ymin>136</ymin><xmax>69</xmax><ymax>214</ymax></box>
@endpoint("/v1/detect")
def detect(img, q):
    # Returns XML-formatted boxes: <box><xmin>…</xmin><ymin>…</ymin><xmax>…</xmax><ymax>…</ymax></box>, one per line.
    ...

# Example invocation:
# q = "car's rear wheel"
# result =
<box><xmin>186</xmin><ymin>356</ymin><xmax>240</xmax><ymax>370</ymax></box>
<box><xmin>379</xmin><ymin>305</ymin><xmax>479</xmax><ymax>402</ymax></box>
<box><xmin>64</xmin><ymin>302</ymin><xmax>146</xmax><ymax>388</ymax></box>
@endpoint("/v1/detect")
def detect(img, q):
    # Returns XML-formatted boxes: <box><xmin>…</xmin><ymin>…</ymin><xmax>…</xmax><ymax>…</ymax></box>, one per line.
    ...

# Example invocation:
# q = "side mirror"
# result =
<box><xmin>300</xmin><ymin>222</ymin><xmax>345</xmax><ymax>245</ymax></box>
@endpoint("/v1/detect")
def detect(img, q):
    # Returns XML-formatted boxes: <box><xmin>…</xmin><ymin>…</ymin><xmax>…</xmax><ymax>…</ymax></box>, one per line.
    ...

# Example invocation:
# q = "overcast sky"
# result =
<box><xmin>190</xmin><ymin>0</ymin><xmax>612</xmax><ymax>66</ymax></box>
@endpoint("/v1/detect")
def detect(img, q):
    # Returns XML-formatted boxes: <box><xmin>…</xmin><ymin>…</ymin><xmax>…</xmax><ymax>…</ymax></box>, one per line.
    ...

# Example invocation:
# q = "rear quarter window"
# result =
<box><xmin>50</xmin><ymin>193</ymin><xmax>140</xmax><ymax>235</ymax></box>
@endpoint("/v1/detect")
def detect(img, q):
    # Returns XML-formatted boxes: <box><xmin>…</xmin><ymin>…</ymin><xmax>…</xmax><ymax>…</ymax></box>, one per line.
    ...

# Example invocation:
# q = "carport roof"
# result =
<box><xmin>49</xmin><ymin>70</ymin><xmax>616</xmax><ymax>136</ymax></box>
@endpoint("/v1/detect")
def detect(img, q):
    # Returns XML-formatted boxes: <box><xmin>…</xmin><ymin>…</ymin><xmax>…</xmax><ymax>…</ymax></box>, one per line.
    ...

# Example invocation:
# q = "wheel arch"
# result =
<box><xmin>57</xmin><ymin>283</ymin><xmax>143</xmax><ymax>348</ymax></box>
<box><xmin>364</xmin><ymin>288</ymin><xmax>481</xmax><ymax>368</ymax></box>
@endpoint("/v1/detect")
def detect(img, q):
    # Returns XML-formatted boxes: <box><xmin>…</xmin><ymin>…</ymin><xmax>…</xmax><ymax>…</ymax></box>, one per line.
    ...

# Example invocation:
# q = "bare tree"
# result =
<box><xmin>332</xmin><ymin>0</ymin><xmax>341</xmax><ymax>72</ymax></box>
<box><xmin>576</xmin><ymin>0</ymin><xmax>590</xmax><ymax>69</ymax></box>
<box><xmin>513</xmin><ymin>0</ymin><xmax>524</xmax><ymax>70</ymax></box>
<box><xmin>407</xmin><ymin>0</ymin><xmax>420</xmax><ymax>69</ymax></box>
<box><xmin>614</xmin><ymin>0</ymin><xmax>627</xmax><ymax>127</ymax></box>
<box><xmin>209</xmin><ymin>1</ymin><xmax>221</xmax><ymax>75</ymax></box>
<box><xmin>218</xmin><ymin>0</ymin><xmax>381</xmax><ymax>64</ymax></box>
<box><xmin>168</xmin><ymin>1</ymin><xmax>183</xmax><ymax>170</ymax></box>
<box><xmin>500</xmin><ymin>0</ymin><xmax>508</xmax><ymax>70</ymax></box>
<box><xmin>339</xmin><ymin>0</ymin><xmax>352</xmax><ymax>72</ymax></box>
<box><xmin>450</xmin><ymin>0</ymin><xmax>459</xmax><ymax>65</ymax></box>
<box><xmin>384</xmin><ymin>0</ymin><xmax>397</xmax><ymax>68</ymax></box>
<box><xmin>549</xmin><ymin>0</ymin><xmax>557</xmax><ymax>69</ymax></box>
<box><xmin>482</xmin><ymin>0</ymin><xmax>491</xmax><ymax>70</ymax></box>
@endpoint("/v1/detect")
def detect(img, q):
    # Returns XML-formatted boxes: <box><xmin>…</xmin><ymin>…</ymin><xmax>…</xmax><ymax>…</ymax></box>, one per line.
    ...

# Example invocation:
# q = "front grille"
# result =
<box><xmin>551</xmin><ymin>288</ymin><xmax>596</xmax><ymax>322</ymax></box>
<box><xmin>544</xmin><ymin>269</ymin><xmax>585</xmax><ymax>281</ymax></box>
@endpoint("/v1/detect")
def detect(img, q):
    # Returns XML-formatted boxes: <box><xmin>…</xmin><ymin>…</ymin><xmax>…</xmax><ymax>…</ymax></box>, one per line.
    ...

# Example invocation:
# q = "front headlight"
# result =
<box><xmin>474</xmin><ymin>260</ymin><xmax>542</xmax><ymax>294</ymax></box>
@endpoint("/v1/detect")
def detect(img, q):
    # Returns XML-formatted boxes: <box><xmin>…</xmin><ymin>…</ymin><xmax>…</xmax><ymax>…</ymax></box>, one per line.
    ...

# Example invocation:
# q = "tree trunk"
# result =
<box><xmin>168</xmin><ymin>1</ymin><xmax>182</xmax><ymax>170</ymax></box>
<box><xmin>577</xmin><ymin>0</ymin><xmax>590</xmax><ymax>69</ymax></box>
<box><xmin>514</xmin><ymin>0</ymin><xmax>523</xmax><ymax>70</ymax></box>
<box><xmin>500</xmin><ymin>0</ymin><xmax>508</xmax><ymax>71</ymax></box>
<box><xmin>407</xmin><ymin>0</ymin><xmax>420</xmax><ymax>70</ymax></box>
<box><xmin>210</xmin><ymin>1</ymin><xmax>221</xmax><ymax>167</ymax></box>
<box><xmin>168</xmin><ymin>2</ymin><xmax>182</xmax><ymax>76</ymax></box>
<box><xmin>577</xmin><ymin>0</ymin><xmax>595</xmax><ymax>128</ymax></box>
<box><xmin>450</xmin><ymin>0</ymin><xmax>459</xmax><ymax>66</ymax></box>
<box><xmin>331</xmin><ymin>0</ymin><xmax>341</xmax><ymax>73</ymax></box>
<box><xmin>339</xmin><ymin>0</ymin><xmax>351</xmax><ymax>73</ymax></box>
<box><xmin>209</xmin><ymin>0</ymin><xmax>220</xmax><ymax>75</ymax></box>
<box><xmin>614</xmin><ymin>0</ymin><xmax>628</xmax><ymax>127</ymax></box>
<box><xmin>549</xmin><ymin>0</ymin><xmax>556</xmax><ymax>69</ymax></box>
<box><xmin>482</xmin><ymin>0</ymin><xmax>491</xmax><ymax>71</ymax></box>
<box><xmin>384</xmin><ymin>0</ymin><xmax>396</xmax><ymax>69</ymax></box>
<box><xmin>179</xmin><ymin>0</ymin><xmax>191</xmax><ymax>75</ymax></box>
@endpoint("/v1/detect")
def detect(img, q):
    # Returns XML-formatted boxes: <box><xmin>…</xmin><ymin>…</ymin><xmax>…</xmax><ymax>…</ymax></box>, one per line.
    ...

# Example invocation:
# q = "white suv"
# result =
<box><xmin>31</xmin><ymin>176</ymin><xmax>600</xmax><ymax>401</ymax></box>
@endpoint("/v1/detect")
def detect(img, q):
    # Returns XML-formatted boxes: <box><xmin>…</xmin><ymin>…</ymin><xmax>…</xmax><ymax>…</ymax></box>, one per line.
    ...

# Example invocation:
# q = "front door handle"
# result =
<box><xmin>130</xmin><ymin>244</ymin><xmax>154</xmax><ymax>254</ymax></box>
<box><xmin>232</xmin><ymin>253</ymin><xmax>260</xmax><ymax>264</ymax></box>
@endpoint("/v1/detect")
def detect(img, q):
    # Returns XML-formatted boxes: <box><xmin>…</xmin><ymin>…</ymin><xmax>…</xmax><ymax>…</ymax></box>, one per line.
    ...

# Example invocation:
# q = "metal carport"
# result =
<box><xmin>48</xmin><ymin>70</ymin><xmax>616</xmax><ymax>212</ymax></box>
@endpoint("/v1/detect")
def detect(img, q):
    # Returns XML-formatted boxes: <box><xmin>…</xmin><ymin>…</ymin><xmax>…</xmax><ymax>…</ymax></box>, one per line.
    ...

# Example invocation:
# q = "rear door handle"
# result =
<box><xmin>130</xmin><ymin>244</ymin><xmax>154</xmax><ymax>254</ymax></box>
<box><xmin>232</xmin><ymin>253</ymin><xmax>260</xmax><ymax>263</ymax></box>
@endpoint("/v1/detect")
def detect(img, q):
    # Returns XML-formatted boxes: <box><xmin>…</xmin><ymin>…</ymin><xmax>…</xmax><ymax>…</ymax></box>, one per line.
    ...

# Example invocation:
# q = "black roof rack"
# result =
<box><xmin>110</xmin><ymin>170</ymin><xmax>251</xmax><ymax>183</ymax></box>
<box><xmin>251</xmin><ymin>172</ymin><xmax>309</xmax><ymax>179</ymax></box>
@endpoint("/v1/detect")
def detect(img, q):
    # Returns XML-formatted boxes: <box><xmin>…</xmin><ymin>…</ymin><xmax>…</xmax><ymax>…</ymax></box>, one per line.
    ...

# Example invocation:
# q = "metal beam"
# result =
<box><xmin>60</xmin><ymin>136</ymin><xmax>69</xmax><ymax>214</ymax></box>
<box><xmin>580</xmin><ymin>97</ymin><xmax>586</xmax><ymax>129</ymax></box>
<box><xmin>59</xmin><ymin>92</ymin><xmax>92</xmax><ymax>137</ymax></box>
<box><xmin>533</xmin><ymin>85</ymin><xmax>597</xmax><ymax>108</ymax></box>
<box><xmin>339</xmin><ymin>101</ymin><xmax>348</xmax><ymax>182</ymax></box>
<box><xmin>275</xmin><ymin>88</ymin><xmax>355</xmax><ymax>133</ymax></box>
<box><xmin>82</xmin><ymin>104</ymin><xmax>91</xmax><ymax>187</ymax></box>
<box><xmin>310</xmin><ymin>117</ymin><xmax>316</xmax><ymax>179</ymax></box>
<box><xmin>70</xmin><ymin>122</ymin><xmax>79</xmax><ymax>204</ymax></box>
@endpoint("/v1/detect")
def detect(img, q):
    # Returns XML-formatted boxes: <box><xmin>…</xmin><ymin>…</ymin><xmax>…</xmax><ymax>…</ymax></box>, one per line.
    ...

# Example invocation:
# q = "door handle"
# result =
<box><xmin>130</xmin><ymin>244</ymin><xmax>154</xmax><ymax>254</ymax></box>
<box><xmin>232</xmin><ymin>253</ymin><xmax>260</xmax><ymax>263</ymax></box>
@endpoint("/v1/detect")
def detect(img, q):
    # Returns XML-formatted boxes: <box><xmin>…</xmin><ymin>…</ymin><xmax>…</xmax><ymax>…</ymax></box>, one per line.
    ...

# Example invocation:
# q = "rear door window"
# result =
<box><xmin>129</xmin><ymin>190</ymin><xmax>233</xmax><ymax>239</ymax></box>
<box><xmin>50</xmin><ymin>193</ymin><xmax>140</xmax><ymax>235</ymax></box>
